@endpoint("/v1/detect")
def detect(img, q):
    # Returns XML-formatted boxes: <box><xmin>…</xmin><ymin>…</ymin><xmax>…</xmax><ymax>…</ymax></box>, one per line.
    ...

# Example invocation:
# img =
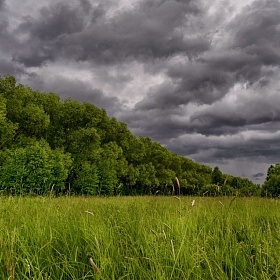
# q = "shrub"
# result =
<box><xmin>0</xmin><ymin>140</ymin><xmax>72</xmax><ymax>195</ymax></box>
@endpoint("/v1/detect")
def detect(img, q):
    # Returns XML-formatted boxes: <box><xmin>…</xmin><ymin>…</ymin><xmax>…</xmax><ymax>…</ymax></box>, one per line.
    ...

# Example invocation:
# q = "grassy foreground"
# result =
<box><xmin>0</xmin><ymin>196</ymin><xmax>280</xmax><ymax>279</ymax></box>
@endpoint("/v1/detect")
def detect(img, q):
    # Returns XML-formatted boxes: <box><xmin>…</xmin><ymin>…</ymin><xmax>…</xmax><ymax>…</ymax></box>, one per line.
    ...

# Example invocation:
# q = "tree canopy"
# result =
<box><xmin>0</xmin><ymin>76</ymin><xmax>259</xmax><ymax>196</ymax></box>
<box><xmin>262</xmin><ymin>163</ymin><xmax>280</xmax><ymax>197</ymax></box>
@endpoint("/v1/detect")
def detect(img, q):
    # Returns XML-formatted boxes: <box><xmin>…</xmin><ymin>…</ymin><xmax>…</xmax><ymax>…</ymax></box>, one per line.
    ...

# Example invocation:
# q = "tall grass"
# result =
<box><xmin>0</xmin><ymin>196</ymin><xmax>280</xmax><ymax>279</ymax></box>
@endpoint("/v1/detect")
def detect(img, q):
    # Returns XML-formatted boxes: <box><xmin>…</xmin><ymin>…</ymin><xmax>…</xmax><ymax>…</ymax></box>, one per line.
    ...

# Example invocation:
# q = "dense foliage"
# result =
<box><xmin>0</xmin><ymin>76</ymin><xmax>260</xmax><ymax>196</ymax></box>
<box><xmin>262</xmin><ymin>163</ymin><xmax>280</xmax><ymax>197</ymax></box>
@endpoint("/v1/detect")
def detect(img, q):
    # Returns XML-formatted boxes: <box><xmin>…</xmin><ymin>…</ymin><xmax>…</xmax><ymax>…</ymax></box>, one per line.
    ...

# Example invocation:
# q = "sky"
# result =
<box><xmin>1</xmin><ymin>0</ymin><xmax>280</xmax><ymax>183</ymax></box>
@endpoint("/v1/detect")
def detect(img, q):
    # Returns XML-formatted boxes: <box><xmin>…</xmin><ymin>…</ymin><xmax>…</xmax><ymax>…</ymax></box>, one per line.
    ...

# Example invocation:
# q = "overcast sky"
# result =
<box><xmin>1</xmin><ymin>0</ymin><xmax>280</xmax><ymax>183</ymax></box>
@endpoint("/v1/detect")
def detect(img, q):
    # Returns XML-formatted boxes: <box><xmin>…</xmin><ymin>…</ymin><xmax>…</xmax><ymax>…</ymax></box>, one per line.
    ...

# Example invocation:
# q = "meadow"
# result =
<box><xmin>1</xmin><ymin>196</ymin><xmax>280</xmax><ymax>280</ymax></box>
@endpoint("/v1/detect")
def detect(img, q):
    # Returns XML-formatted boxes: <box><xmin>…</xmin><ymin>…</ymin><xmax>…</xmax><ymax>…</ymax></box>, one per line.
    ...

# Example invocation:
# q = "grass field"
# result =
<box><xmin>1</xmin><ymin>196</ymin><xmax>280</xmax><ymax>279</ymax></box>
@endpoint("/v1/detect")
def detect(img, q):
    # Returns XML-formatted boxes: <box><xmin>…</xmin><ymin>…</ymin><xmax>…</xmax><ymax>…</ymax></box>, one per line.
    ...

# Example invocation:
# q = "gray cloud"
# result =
<box><xmin>28</xmin><ymin>4</ymin><xmax>87</xmax><ymax>40</ymax></box>
<box><xmin>252</xmin><ymin>172</ymin><xmax>265</xmax><ymax>179</ymax></box>
<box><xmin>53</xmin><ymin>80</ymin><xmax>124</xmax><ymax>116</ymax></box>
<box><xmin>13</xmin><ymin>1</ymin><xmax>96</xmax><ymax>66</ymax></box>
<box><xmin>124</xmin><ymin>0</ymin><xmax>280</xmax><ymax>161</ymax></box>
<box><xmin>228</xmin><ymin>0</ymin><xmax>280</xmax><ymax>64</ymax></box>
<box><xmin>136</xmin><ymin>0</ymin><xmax>280</xmax><ymax>112</ymax></box>
<box><xmin>69</xmin><ymin>0</ymin><xmax>209</xmax><ymax>63</ymax></box>
<box><xmin>165</xmin><ymin>129</ymin><xmax>280</xmax><ymax>165</ymax></box>
<box><xmin>0</xmin><ymin>0</ymin><xmax>4</xmax><ymax>10</ymax></box>
<box><xmin>26</xmin><ymin>75</ymin><xmax>124</xmax><ymax>116</ymax></box>
<box><xmin>189</xmin><ymin>90</ymin><xmax>280</xmax><ymax>136</ymax></box>
<box><xmin>0</xmin><ymin>6</ymin><xmax>9</xmax><ymax>45</ymax></box>
<box><xmin>12</xmin><ymin>0</ymin><xmax>209</xmax><ymax>67</ymax></box>
<box><xmin>0</xmin><ymin>58</ymin><xmax>26</xmax><ymax>77</ymax></box>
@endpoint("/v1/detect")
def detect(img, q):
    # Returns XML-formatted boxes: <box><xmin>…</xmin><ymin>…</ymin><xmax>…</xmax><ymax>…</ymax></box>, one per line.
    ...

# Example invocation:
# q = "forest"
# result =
<box><xmin>0</xmin><ymin>76</ymin><xmax>277</xmax><ymax>197</ymax></box>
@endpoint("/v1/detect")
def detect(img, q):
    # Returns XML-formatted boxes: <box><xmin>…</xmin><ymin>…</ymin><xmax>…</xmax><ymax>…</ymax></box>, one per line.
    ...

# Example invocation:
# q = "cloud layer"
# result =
<box><xmin>1</xmin><ymin>0</ymin><xmax>280</xmax><ymax>182</ymax></box>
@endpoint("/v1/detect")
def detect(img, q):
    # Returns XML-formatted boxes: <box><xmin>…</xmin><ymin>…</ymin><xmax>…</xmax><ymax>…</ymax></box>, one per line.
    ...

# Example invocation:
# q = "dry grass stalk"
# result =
<box><xmin>50</xmin><ymin>184</ymin><xmax>55</xmax><ymax>194</ymax></box>
<box><xmin>4</xmin><ymin>231</ymin><xmax>16</xmax><ymax>280</ymax></box>
<box><xmin>94</xmin><ymin>236</ymin><xmax>100</xmax><ymax>256</ymax></box>
<box><xmin>85</xmin><ymin>210</ymin><xmax>94</xmax><ymax>216</ymax></box>
<box><xmin>175</xmin><ymin>177</ymin><xmax>180</xmax><ymax>189</ymax></box>
<box><xmin>175</xmin><ymin>177</ymin><xmax>181</xmax><ymax>196</ymax></box>
<box><xmin>89</xmin><ymin>258</ymin><xmax>101</xmax><ymax>275</ymax></box>
<box><xmin>224</xmin><ymin>175</ymin><xmax>229</xmax><ymax>186</ymax></box>
<box><xmin>171</xmin><ymin>239</ymin><xmax>175</xmax><ymax>260</ymax></box>
<box><xmin>163</xmin><ymin>230</ymin><xmax>167</xmax><ymax>240</ymax></box>
<box><xmin>163</xmin><ymin>223</ymin><xmax>171</xmax><ymax>230</ymax></box>
<box><xmin>8</xmin><ymin>263</ymin><xmax>15</xmax><ymax>280</ymax></box>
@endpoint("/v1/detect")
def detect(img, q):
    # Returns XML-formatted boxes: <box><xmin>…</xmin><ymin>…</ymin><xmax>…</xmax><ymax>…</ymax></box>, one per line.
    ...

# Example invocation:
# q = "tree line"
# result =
<box><xmin>0</xmin><ymin>76</ymin><xmax>273</xmax><ymax>196</ymax></box>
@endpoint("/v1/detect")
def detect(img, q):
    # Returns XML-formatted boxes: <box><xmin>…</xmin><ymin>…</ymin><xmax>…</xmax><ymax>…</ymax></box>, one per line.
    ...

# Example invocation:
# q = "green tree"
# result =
<box><xmin>212</xmin><ymin>166</ymin><xmax>223</xmax><ymax>185</ymax></box>
<box><xmin>0</xmin><ymin>141</ymin><xmax>72</xmax><ymax>195</ymax></box>
<box><xmin>266</xmin><ymin>164</ymin><xmax>280</xmax><ymax>181</ymax></box>
<box><xmin>66</xmin><ymin>127</ymin><xmax>100</xmax><ymax>161</ymax></box>
<box><xmin>0</xmin><ymin>75</ymin><xmax>17</xmax><ymax>96</ymax></box>
<box><xmin>135</xmin><ymin>163</ymin><xmax>159</xmax><ymax>194</ymax></box>
<box><xmin>3</xmin><ymin>83</ymin><xmax>50</xmax><ymax>139</ymax></box>
<box><xmin>72</xmin><ymin>162</ymin><xmax>99</xmax><ymax>195</ymax></box>
<box><xmin>97</xmin><ymin>142</ymin><xmax>127</xmax><ymax>195</ymax></box>
<box><xmin>0</xmin><ymin>95</ymin><xmax>17</xmax><ymax>149</ymax></box>
<box><xmin>262</xmin><ymin>163</ymin><xmax>280</xmax><ymax>197</ymax></box>
<box><xmin>0</xmin><ymin>76</ymin><xmax>258</xmax><ymax>197</ymax></box>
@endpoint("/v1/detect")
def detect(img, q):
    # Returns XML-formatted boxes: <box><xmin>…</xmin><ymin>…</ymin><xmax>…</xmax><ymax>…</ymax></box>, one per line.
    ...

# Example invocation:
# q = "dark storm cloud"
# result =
<box><xmin>32</xmin><ymin>77</ymin><xmax>124</xmax><ymax>116</ymax></box>
<box><xmin>68</xmin><ymin>0</ymin><xmax>209</xmax><ymax>64</ymax></box>
<box><xmin>205</xmin><ymin>144</ymin><xmax>280</xmax><ymax>164</ymax></box>
<box><xmin>28</xmin><ymin>3</ymin><xmax>89</xmax><ymax>40</ymax></box>
<box><xmin>0</xmin><ymin>58</ymin><xmax>27</xmax><ymax>77</ymax></box>
<box><xmin>228</xmin><ymin>0</ymin><xmax>280</xmax><ymax>64</ymax></box>
<box><xmin>0</xmin><ymin>3</ymin><xmax>9</xmax><ymax>41</ymax></box>
<box><xmin>130</xmin><ymin>0</ymin><xmax>280</xmax><ymax>140</ymax></box>
<box><xmin>0</xmin><ymin>4</ymin><xmax>27</xmax><ymax>77</ymax></box>
<box><xmin>135</xmin><ymin>0</ymin><xmax>280</xmax><ymax>113</ymax></box>
<box><xmin>120</xmin><ymin>107</ymin><xmax>183</xmax><ymax>140</ymax></box>
<box><xmin>12</xmin><ymin>40</ymin><xmax>56</xmax><ymax>67</ymax></box>
<box><xmin>0</xmin><ymin>18</ymin><xmax>8</xmax><ymax>40</ymax></box>
<box><xmin>165</xmin><ymin>129</ymin><xmax>280</xmax><ymax>163</ymax></box>
<box><xmin>135</xmin><ymin>63</ymin><xmax>233</xmax><ymax>111</ymax></box>
<box><xmin>123</xmin><ymin>99</ymin><xmax>280</xmax><ymax>158</ymax></box>
<box><xmin>128</xmin><ymin>82</ymin><xmax>280</xmax><ymax>143</ymax></box>
<box><xmin>188</xmin><ymin>92</ymin><xmax>280</xmax><ymax>136</ymax></box>
<box><xmin>0</xmin><ymin>0</ymin><xmax>4</xmax><ymax>10</ymax></box>
<box><xmin>200</xmin><ymin>0</ymin><xmax>280</xmax><ymax>86</ymax></box>
<box><xmin>58</xmin><ymin>82</ymin><xmax>123</xmax><ymax>115</ymax></box>
<box><xmin>13</xmin><ymin>0</ymin><xmax>97</xmax><ymax>67</ymax></box>
<box><xmin>252</xmin><ymin>173</ymin><xmax>264</xmax><ymax>179</ymax></box>
<box><xmin>12</xmin><ymin>0</ymin><xmax>209</xmax><ymax>67</ymax></box>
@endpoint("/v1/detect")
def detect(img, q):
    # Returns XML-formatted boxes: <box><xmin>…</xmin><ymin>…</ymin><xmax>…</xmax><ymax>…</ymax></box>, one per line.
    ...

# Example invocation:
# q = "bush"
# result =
<box><xmin>0</xmin><ymin>140</ymin><xmax>72</xmax><ymax>195</ymax></box>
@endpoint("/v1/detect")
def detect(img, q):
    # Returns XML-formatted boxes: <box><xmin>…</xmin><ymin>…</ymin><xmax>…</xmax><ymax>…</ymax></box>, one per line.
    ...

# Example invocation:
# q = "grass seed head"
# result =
<box><xmin>89</xmin><ymin>258</ymin><xmax>101</xmax><ymax>275</ymax></box>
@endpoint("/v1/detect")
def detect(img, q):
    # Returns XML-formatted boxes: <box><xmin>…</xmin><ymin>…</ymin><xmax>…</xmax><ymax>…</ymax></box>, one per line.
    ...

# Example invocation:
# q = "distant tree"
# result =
<box><xmin>266</xmin><ymin>164</ymin><xmax>280</xmax><ymax>182</ymax></box>
<box><xmin>211</xmin><ymin>166</ymin><xmax>223</xmax><ymax>185</ymax></box>
<box><xmin>262</xmin><ymin>163</ymin><xmax>280</xmax><ymax>197</ymax></box>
